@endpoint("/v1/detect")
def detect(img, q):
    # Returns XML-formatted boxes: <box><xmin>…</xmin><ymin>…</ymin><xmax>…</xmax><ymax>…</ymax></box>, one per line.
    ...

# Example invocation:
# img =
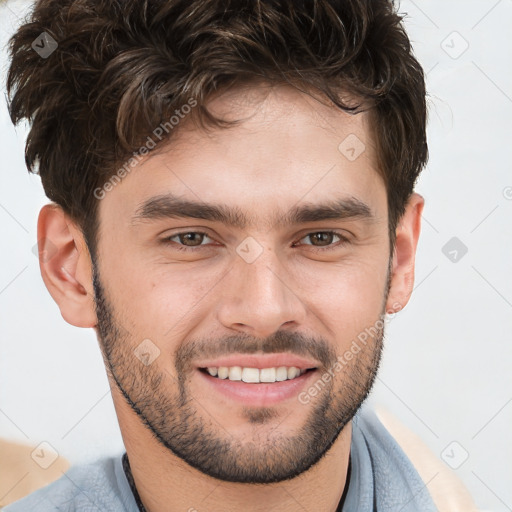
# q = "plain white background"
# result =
<box><xmin>0</xmin><ymin>1</ymin><xmax>511</xmax><ymax>510</ymax></box>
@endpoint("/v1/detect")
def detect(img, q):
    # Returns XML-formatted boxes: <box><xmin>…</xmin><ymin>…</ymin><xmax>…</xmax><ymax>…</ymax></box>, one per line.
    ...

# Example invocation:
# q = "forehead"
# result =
<box><xmin>99</xmin><ymin>83</ymin><xmax>386</xmax><ymax>227</ymax></box>
<box><xmin>169</xmin><ymin>83</ymin><xmax>377</xmax><ymax>166</ymax></box>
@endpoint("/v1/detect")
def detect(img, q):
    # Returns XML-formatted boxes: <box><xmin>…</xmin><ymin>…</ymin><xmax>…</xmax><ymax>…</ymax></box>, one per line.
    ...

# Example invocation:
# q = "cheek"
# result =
<box><xmin>102</xmin><ymin>252</ymin><xmax>225</xmax><ymax>339</ymax></box>
<box><xmin>293</xmin><ymin>256</ymin><xmax>388</xmax><ymax>344</ymax></box>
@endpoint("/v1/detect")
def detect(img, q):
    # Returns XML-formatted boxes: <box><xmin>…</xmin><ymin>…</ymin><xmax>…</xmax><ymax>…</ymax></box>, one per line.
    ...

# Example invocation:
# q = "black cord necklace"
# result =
<box><xmin>122</xmin><ymin>452</ymin><xmax>350</xmax><ymax>512</ymax></box>
<box><xmin>122</xmin><ymin>452</ymin><xmax>148</xmax><ymax>512</ymax></box>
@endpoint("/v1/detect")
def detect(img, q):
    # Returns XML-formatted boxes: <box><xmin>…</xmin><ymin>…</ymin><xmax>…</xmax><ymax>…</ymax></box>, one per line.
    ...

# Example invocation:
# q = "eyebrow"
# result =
<box><xmin>131</xmin><ymin>193</ymin><xmax>376</xmax><ymax>230</ymax></box>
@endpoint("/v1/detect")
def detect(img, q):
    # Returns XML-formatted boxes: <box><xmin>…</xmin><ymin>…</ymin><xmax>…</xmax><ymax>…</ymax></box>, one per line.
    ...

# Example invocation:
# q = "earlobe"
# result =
<box><xmin>37</xmin><ymin>204</ymin><xmax>97</xmax><ymax>328</ymax></box>
<box><xmin>385</xmin><ymin>193</ymin><xmax>424</xmax><ymax>314</ymax></box>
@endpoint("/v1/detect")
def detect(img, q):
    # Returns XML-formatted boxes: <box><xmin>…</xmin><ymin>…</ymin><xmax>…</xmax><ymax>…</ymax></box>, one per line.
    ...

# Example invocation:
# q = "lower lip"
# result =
<box><xmin>197</xmin><ymin>368</ymin><xmax>317</xmax><ymax>407</ymax></box>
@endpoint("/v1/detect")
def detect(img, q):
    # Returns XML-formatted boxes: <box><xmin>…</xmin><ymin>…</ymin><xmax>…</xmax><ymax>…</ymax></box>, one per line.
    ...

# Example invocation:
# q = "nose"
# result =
<box><xmin>216</xmin><ymin>249</ymin><xmax>308</xmax><ymax>338</ymax></box>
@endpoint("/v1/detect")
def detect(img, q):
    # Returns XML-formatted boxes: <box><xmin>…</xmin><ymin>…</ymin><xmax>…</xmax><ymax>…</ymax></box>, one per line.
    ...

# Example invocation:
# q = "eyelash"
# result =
<box><xmin>162</xmin><ymin>230</ymin><xmax>350</xmax><ymax>253</ymax></box>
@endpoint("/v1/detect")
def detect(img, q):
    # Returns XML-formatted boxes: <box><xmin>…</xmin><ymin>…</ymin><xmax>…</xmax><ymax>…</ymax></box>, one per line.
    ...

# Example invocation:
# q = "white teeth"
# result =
<box><xmin>276</xmin><ymin>366</ymin><xmax>288</xmax><ymax>381</ymax></box>
<box><xmin>205</xmin><ymin>365</ymin><xmax>309</xmax><ymax>383</ymax></box>
<box><xmin>241</xmin><ymin>367</ymin><xmax>260</xmax><ymax>383</ymax></box>
<box><xmin>228</xmin><ymin>366</ymin><xmax>242</xmax><ymax>381</ymax></box>
<box><xmin>287</xmin><ymin>367</ymin><xmax>299</xmax><ymax>379</ymax></box>
<box><xmin>259</xmin><ymin>367</ymin><xmax>276</xmax><ymax>382</ymax></box>
<box><xmin>217</xmin><ymin>367</ymin><xmax>229</xmax><ymax>379</ymax></box>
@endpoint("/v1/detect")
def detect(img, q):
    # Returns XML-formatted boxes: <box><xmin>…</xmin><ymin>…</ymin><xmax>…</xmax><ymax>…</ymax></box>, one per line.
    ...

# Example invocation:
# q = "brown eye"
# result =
<box><xmin>297</xmin><ymin>231</ymin><xmax>349</xmax><ymax>251</ymax></box>
<box><xmin>308</xmin><ymin>232</ymin><xmax>336</xmax><ymax>246</ymax></box>
<box><xmin>163</xmin><ymin>231</ymin><xmax>213</xmax><ymax>251</ymax></box>
<box><xmin>176</xmin><ymin>232</ymin><xmax>206</xmax><ymax>246</ymax></box>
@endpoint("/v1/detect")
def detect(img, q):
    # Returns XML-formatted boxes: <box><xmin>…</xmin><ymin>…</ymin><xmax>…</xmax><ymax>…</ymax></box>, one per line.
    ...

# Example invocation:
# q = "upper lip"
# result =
<box><xmin>195</xmin><ymin>353</ymin><xmax>319</xmax><ymax>371</ymax></box>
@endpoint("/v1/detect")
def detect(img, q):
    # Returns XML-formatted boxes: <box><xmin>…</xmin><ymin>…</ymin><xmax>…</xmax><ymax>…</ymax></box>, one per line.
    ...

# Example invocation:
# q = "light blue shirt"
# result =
<box><xmin>4</xmin><ymin>407</ymin><xmax>438</xmax><ymax>511</ymax></box>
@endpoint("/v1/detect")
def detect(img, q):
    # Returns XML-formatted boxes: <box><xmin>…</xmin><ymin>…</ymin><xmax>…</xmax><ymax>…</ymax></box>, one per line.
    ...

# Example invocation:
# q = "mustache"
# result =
<box><xmin>175</xmin><ymin>330</ymin><xmax>337</xmax><ymax>373</ymax></box>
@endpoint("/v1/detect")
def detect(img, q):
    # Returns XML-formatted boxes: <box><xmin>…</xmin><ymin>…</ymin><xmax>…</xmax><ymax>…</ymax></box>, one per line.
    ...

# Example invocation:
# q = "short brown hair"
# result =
<box><xmin>7</xmin><ymin>0</ymin><xmax>428</xmax><ymax>257</ymax></box>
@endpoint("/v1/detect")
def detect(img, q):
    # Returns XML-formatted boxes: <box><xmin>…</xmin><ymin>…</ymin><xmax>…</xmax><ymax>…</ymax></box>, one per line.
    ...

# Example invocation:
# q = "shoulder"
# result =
<box><xmin>354</xmin><ymin>406</ymin><xmax>478</xmax><ymax>512</ymax></box>
<box><xmin>2</xmin><ymin>454</ymin><xmax>130</xmax><ymax>512</ymax></box>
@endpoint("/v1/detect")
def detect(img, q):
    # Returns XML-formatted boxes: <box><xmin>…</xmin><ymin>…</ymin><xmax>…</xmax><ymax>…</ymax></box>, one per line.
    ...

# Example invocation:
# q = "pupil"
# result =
<box><xmin>313</xmin><ymin>232</ymin><xmax>331</xmax><ymax>246</ymax></box>
<box><xmin>182</xmin><ymin>233</ymin><xmax>203</xmax><ymax>246</ymax></box>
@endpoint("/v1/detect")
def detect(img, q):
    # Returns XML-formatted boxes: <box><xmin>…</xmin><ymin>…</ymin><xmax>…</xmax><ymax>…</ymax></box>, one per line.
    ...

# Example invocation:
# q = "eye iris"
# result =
<box><xmin>180</xmin><ymin>233</ymin><xmax>204</xmax><ymax>246</ymax></box>
<box><xmin>311</xmin><ymin>232</ymin><xmax>333</xmax><ymax>246</ymax></box>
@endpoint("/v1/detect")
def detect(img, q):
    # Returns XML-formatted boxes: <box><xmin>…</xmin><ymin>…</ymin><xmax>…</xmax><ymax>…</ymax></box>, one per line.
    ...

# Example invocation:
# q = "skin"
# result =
<box><xmin>37</xmin><ymin>83</ymin><xmax>424</xmax><ymax>512</ymax></box>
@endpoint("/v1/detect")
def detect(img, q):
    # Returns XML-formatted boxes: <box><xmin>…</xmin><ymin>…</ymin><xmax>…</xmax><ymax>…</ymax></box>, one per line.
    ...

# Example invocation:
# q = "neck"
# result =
<box><xmin>122</xmin><ymin>424</ymin><xmax>351</xmax><ymax>511</ymax></box>
<box><xmin>112</xmin><ymin>386</ymin><xmax>351</xmax><ymax>512</ymax></box>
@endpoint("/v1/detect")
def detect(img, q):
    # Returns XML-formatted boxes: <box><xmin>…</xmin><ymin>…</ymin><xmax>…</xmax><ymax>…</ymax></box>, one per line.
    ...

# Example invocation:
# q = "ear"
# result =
<box><xmin>385</xmin><ymin>192</ymin><xmax>424</xmax><ymax>314</ymax></box>
<box><xmin>36</xmin><ymin>204</ymin><xmax>97</xmax><ymax>328</ymax></box>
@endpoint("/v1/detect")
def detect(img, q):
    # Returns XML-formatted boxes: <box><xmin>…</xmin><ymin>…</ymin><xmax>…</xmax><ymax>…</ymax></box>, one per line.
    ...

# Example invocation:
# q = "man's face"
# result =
<box><xmin>93</xmin><ymin>84</ymin><xmax>391</xmax><ymax>483</ymax></box>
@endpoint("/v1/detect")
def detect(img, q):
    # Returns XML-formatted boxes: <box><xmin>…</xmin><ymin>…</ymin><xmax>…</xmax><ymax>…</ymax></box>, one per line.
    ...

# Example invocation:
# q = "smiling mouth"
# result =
<box><xmin>199</xmin><ymin>366</ymin><xmax>317</xmax><ymax>384</ymax></box>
